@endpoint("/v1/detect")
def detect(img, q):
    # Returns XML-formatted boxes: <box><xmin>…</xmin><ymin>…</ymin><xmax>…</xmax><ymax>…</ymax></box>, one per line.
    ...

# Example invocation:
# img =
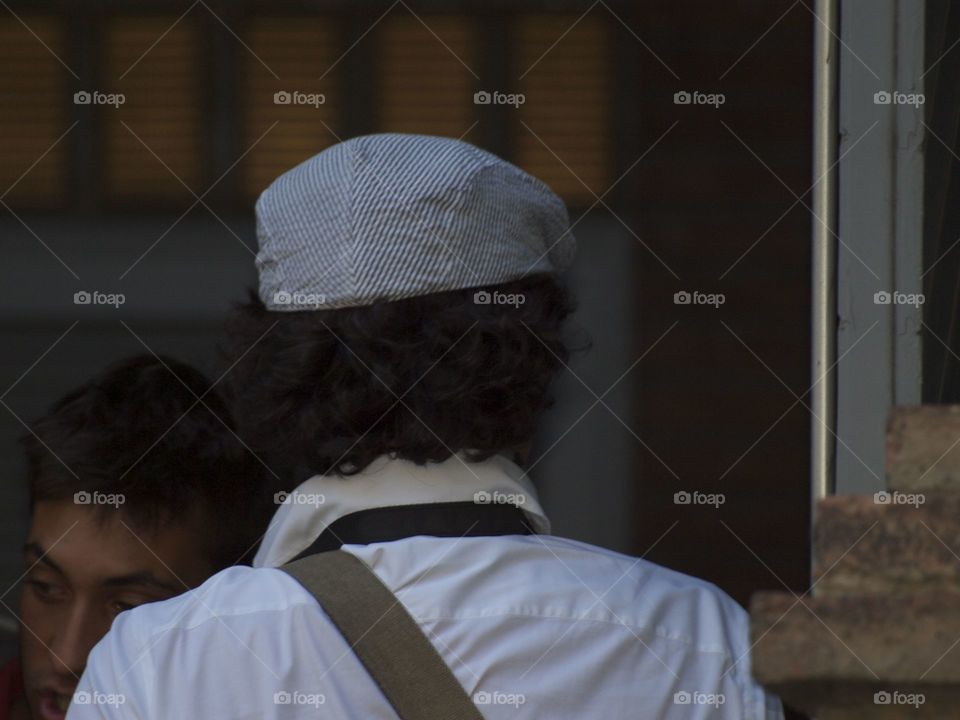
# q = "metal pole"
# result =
<box><xmin>811</xmin><ymin>0</ymin><xmax>838</xmax><ymax>505</ymax></box>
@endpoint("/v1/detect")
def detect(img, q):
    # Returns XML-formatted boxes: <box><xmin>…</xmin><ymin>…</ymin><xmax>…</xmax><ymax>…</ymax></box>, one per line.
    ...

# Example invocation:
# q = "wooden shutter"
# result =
<box><xmin>516</xmin><ymin>14</ymin><xmax>611</xmax><ymax>204</ymax></box>
<box><xmin>378</xmin><ymin>14</ymin><xmax>476</xmax><ymax>139</ymax></box>
<box><xmin>243</xmin><ymin>16</ymin><xmax>340</xmax><ymax>199</ymax></box>
<box><xmin>103</xmin><ymin>15</ymin><xmax>202</xmax><ymax>204</ymax></box>
<box><xmin>0</xmin><ymin>16</ymin><xmax>68</xmax><ymax>207</ymax></box>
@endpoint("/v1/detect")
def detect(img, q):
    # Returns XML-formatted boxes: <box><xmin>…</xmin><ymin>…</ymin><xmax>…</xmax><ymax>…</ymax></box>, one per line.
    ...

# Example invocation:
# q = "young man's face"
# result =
<box><xmin>17</xmin><ymin>500</ymin><xmax>214</xmax><ymax>720</ymax></box>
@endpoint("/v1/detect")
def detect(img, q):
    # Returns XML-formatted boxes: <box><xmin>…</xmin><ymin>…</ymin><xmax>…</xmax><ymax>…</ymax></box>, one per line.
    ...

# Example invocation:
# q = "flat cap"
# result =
<box><xmin>255</xmin><ymin>133</ymin><xmax>575</xmax><ymax>310</ymax></box>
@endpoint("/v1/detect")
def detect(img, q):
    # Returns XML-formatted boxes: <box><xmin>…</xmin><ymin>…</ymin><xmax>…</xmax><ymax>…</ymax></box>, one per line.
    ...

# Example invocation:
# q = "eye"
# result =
<box><xmin>109</xmin><ymin>600</ymin><xmax>135</xmax><ymax>615</ymax></box>
<box><xmin>108</xmin><ymin>594</ymin><xmax>155</xmax><ymax>616</ymax></box>
<box><xmin>25</xmin><ymin>579</ymin><xmax>63</xmax><ymax>602</ymax></box>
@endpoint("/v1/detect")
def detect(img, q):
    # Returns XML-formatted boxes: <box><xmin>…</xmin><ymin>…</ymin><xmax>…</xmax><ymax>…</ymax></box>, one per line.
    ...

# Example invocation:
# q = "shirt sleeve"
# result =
<box><xmin>764</xmin><ymin>692</ymin><xmax>786</xmax><ymax>720</ymax></box>
<box><xmin>733</xmin><ymin>648</ymin><xmax>785</xmax><ymax>720</ymax></box>
<box><xmin>709</xmin><ymin>586</ymin><xmax>786</xmax><ymax>720</ymax></box>
<box><xmin>65</xmin><ymin>611</ymin><xmax>150</xmax><ymax>720</ymax></box>
<box><xmin>736</xmin><ymin>669</ymin><xmax>785</xmax><ymax>720</ymax></box>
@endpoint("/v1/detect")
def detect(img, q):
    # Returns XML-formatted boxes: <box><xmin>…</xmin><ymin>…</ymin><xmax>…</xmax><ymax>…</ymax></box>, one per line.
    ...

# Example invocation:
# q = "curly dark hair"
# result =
<box><xmin>221</xmin><ymin>274</ymin><xmax>575</xmax><ymax>483</ymax></box>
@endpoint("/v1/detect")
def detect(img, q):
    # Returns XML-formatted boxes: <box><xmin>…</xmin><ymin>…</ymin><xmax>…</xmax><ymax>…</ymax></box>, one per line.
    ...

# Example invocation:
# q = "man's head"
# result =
<box><xmin>17</xmin><ymin>355</ymin><xmax>270</xmax><ymax>720</ymax></box>
<box><xmin>223</xmin><ymin>134</ymin><xmax>577</xmax><ymax>483</ymax></box>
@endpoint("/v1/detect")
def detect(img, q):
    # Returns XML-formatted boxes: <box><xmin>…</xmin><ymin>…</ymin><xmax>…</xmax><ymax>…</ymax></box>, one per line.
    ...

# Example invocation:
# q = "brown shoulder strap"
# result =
<box><xmin>280</xmin><ymin>550</ymin><xmax>484</xmax><ymax>720</ymax></box>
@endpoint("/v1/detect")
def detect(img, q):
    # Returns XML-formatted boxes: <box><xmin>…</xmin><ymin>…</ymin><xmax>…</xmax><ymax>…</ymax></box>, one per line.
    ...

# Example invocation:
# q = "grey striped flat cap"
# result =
<box><xmin>255</xmin><ymin>133</ymin><xmax>575</xmax><ymax>311</ymax></box>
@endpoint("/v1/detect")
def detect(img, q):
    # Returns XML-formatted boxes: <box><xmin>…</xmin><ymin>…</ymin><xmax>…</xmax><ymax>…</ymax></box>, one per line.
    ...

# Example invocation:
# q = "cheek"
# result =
<box><xmin>19</xmin><ymin>590</ymin><xmax>56</xmax><ymax>640</ymax></box>
<box><xmin>18</xmin><ymin>593</ymin><xmax>57</xmax><ymax>676</ymax></box>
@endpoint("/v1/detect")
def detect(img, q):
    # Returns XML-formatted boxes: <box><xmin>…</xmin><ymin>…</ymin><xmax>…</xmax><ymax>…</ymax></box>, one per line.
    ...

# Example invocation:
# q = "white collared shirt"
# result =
<box><xmin>68</xmin><ymin>454</ymin><xmax>783</xmax><ymax>719</ymax></box>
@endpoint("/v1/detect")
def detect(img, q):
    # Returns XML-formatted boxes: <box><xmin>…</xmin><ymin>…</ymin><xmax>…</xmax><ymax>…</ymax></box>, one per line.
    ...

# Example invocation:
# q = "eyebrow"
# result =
<box><xmin>23</xmin><ymin>542</ymin><xmax>185</xmax><ymax>595</ymax></box>
<box><xmin>23</xmin><ymin>542</ymin><xmax>65</xmax><ymax>575</ymax></box>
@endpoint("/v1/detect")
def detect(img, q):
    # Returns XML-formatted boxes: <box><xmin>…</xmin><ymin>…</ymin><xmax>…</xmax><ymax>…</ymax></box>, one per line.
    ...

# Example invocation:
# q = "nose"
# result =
<box><xmin>48</xmin><ymin>604</ymin><xmax>108</xmax><ymax>680</ymax></box>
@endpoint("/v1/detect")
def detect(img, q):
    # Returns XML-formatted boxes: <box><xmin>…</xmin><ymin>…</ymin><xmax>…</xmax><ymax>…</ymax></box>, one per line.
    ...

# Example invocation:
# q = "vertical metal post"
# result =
<box><xmin>812</xmin><ymin>0</ymin><xmax>839</xmax><ymax>504</ymax></box>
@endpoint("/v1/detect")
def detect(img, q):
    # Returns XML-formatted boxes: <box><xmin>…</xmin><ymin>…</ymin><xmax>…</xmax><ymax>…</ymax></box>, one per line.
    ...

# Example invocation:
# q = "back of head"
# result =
<box><xmin>223</xmin><ymin>275</ymin><xmax>575</xmax><ymax>484</ymax></box>
<box><xmin>225</xmin><ymin>133</ymin><xmax>579</xmax><ymax>484</ymax></box>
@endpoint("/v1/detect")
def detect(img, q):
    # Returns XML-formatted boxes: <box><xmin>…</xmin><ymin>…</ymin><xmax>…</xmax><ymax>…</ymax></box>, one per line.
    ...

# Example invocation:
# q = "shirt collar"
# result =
<box><xmin>253</xmin><ymin>453</ymin><xmax>551</xmax><ymax>568</ymax></box>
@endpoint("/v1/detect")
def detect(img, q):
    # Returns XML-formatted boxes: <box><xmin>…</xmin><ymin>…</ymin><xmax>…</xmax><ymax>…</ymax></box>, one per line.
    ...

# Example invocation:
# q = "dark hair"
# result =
<box><xmin>221</xmin><ymin>274</ymin><xmax>575</xmax><ymax>482</ymax></box>
<box><xmin>22</xmin><ymin>354</ymin><xmax>272</xmax><ymax>569</ymax></box>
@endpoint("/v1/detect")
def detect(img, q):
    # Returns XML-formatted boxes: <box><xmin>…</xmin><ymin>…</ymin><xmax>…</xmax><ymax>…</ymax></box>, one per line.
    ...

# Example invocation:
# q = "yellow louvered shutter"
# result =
<box><xmin>378</xmin><ymin>14</ymin><xmax>476</xmax><ymax>139</ymax></box>
<box><xmin>516</xmin><ymin>14</ymin><xmax>611</xmax><ymax>204</ymax></box>
<box><xmin>103</xmin><ymin>16</ymin><xmax>202</xmax><ymax>203</ymax></box>
<box><xmin>0</xmin><ymin>16</ymin><xmax>68</xmax><ymax>207</ymax></box>
<box><xmin>243</xmin><ymin>17</ymin><xmax>340</xmax><ymax>200</ymax></box>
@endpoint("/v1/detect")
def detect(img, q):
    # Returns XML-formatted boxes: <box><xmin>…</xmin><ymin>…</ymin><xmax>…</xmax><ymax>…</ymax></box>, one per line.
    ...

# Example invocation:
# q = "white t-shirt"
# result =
<box><xmin>68</xmin><ymin>454</ymin><xmax>784</xmax><ymax>719</ymax></box>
